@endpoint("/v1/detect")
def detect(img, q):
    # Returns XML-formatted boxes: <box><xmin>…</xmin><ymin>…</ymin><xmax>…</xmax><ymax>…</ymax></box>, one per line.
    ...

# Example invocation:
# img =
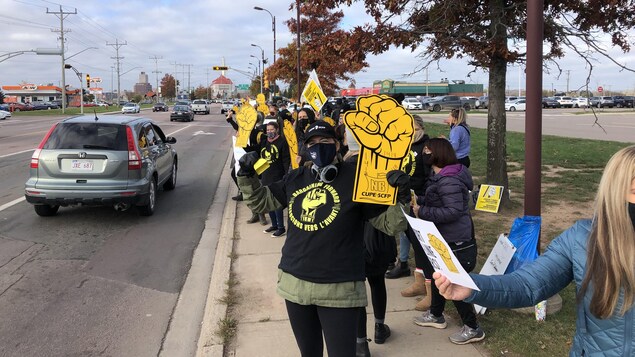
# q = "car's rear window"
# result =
<box><xmin>43</xmin><ymin>123</ymin><xmax>128</xmax><ymax>151</ymax></box>
<box><xmin>174</xmin><ymin>105</ymin><xmax>189</xmax><ymax>111</ymax></box>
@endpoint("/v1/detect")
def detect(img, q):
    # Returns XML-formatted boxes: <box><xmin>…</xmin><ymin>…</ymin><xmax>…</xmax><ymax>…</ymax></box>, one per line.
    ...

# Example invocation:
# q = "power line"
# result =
<box><xmin>107</xmin><ymin>39</ymin><xmax>127</xmax><ymax>104</ymax></box>
<box><xmin>150</xmin><ymin>55</ymin><xmax>163</xmax><ymax>100</ymax></box>
<box><xmin>47</xmin><ymin>4</ymin><xmax>76</xmax><ymax>113</ymax></box>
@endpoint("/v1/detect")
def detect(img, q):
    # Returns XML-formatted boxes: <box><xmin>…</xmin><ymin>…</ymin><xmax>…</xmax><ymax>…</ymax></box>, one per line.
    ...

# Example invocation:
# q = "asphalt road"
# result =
<box><xmin>0</xmin><ymin>104</ymin><xmax>233</xmax><ymax>356</ymax></box>
<box><xmin>421</xmin><ymin>107</ymin><xmax>635</xmax><ymax>143</ymax></box>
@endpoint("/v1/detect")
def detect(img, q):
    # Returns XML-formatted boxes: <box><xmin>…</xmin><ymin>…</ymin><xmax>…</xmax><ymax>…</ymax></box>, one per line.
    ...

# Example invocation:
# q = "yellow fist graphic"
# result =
<box><xmin>344</xmin><ymin>95</ymin><xmax>414</xmax><ymax>205</ymax></box>
<box><xmin>301</xmin><ymin>188</ymin><xmax>327</xmax><ymax>223</ymax></box>
<box><xmin>235</xmin><ymin>104</ymin><xmax>258</xmax><ymax>147</ymax></box>
<box><xmin>283</xmin><ymin>120</ymin><xmax>299</xmax><ymax>169</ymax></box>
<box><xmin>428</xmin><ymin>233</ymin><xmax>459</xmax><ymax>273</ymax></box>
<box><xmin>256</xmin><ymin>93</ymin><xmax>268</xmax><ymax>117</ymax></box>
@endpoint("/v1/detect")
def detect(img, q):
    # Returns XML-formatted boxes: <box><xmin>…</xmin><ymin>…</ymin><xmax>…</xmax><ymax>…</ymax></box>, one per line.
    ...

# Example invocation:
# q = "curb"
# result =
<box><xmin>196</xmin><ymin>155</ymin><xmax>238</xmax><ymax>357</ymax></box>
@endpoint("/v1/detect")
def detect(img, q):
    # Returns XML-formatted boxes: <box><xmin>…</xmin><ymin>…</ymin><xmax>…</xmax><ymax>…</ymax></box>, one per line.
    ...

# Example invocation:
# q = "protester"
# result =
<box><xmin>237</xmin><ymin>121</ymin><xmax>409</xmax><ymax>357</ymax></box>
<box><xmin>259</xmin><ymin>122</ymin><xmax>291</xmax><ymax>237</ymax></box>
<box><xmin>411</xmin><ymin>138</ymin><xmax>484</xmax><ymax>345</ymax></box>
<box><xmin>342</xmin><ymin>128</ymin><xmax>394</xmax><ymax>357</ymax></box>
<box><xmin>294</xmin><ymin>108</ymin><xmax>316</xmax><ymax>166</ymax></box>
<box><xmin>434</xmin><ymin>145</ymin><xmax>635</xmax><ymax>355</ymax></box>
<box><xmin>442</xmin><ymin>108</ymin><xmax>471</xmax><ymax>167</ymax></box>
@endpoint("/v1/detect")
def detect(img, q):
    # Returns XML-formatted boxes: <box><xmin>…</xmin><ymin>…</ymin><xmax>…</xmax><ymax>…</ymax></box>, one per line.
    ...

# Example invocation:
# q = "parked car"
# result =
<box><xmin>542</xmin><ymin>97</ymin><xmax>561</xmax><ymax>108</ymax></box>
<box><xmin>402</xmin><ymin>97</ymin><xmax>422</xmax><ymax>110</ymax></box>
<box><xmin>0</xmin><ymin>110</ymin><xmax>11</xmax><ymax>120</ymax></box>
<box><xmin>8</xmin><ymin>102</ymin><xmax>33</xmax><ymax>112</ymax></box>
<box><xmin>170</xmin><ymin>105</ymin><xmax>194</xmax><ymax>122</ymax></box>
<box><xmin>505</xmin><ymin>99</ymin><xmax>526</xmax><ymax>111</ymax></box>
<box><xmin>573</xmin><ymin>97</ymin><xmax>590</xmax><ymax>108</ymax></box>
<box><xmin>191</xmin><ymin>100</ymin><xmax>210</xmax><ymax>115</ymax></box>
<box><xmin>612</xmin><ymin>96</ymin><xmax>634</xmax><ymax>108</ymax></box>
<box><xmin>554</xmin><ymin>96</ymin><xmax>574</xmax><ymax>108</ymax></box>
<box><xmin>32</xmin><ymin>101</ymin><xmax>60</xmax><ymax>110</ymax></box>
<box><xmin>595</xmin><ymin>96</ymin><xmax>615</xmax><ymax>108</ymax></box>
<box><xmin>96</xmin><ymin>102</ymin><xmax>110</xmax><ymax>107</ymax></box>
<box><xmin>476</xmin><ymin>96</ymin><xmax>489</xmax><ymax>109</ymax></box>
<box><xmin>0</xmin><ymin>104</ymin><xmax>9</xmax><ymax>112</ymax></box>
<box><xmin>427</xmin><ymin>95</ymin><xmax>472</xmax><ymax>112</ymax></box>
<box><xmin>152</xmin><ymin>102</ymin><xmax>169</xmax><ymax>112</ymax></box>
<box><xmin>122</xmin><ymin>102</ymin><xmax>141</xmax><ymax>114</ymax></box>
<box><xmin>24</xmin><ymin>115</ymin><xmax>178</xmax><ymax>216</ymax></box>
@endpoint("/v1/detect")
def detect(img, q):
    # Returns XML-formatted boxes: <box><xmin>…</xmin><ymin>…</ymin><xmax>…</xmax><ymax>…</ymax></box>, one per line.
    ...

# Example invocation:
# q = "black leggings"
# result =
<box><xmin>285</xmin><ymin>300</ymin><xmax>359</xmax><ymax>357</ymax></box>
<box><xmin>430</xmin><ymin>242</ymin><xmax>479</xmax><ymax>329</ymax></box>
<box><xmin>458</xmin><ymin>156</ymin><xmax>471</xmax><ymax>168</ymax></box>
<box><xmin>405</xmin><ymin>227</ymin><xmax>434</xmax><ymax>279</ymax></box>
<box><xmin>357</xmin><ymin>273</ymin><xmax>387</xmax><ymax>338</ymax></box>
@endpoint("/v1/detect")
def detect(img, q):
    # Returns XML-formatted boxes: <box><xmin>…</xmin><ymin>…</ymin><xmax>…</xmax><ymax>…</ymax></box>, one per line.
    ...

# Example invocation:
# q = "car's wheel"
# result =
<box><xmin>510</xmin><ymin>106</ymin><xmax>516</xmax><ymax>111</ymax></box>
<box><xmin>137</xmin><ymin>179</ymin><xmax>156</xmax><ymax>216</ymax></box>
<box><xmin>34</xmin><ymin>204</ymin><xmax>60</xmax><ymax>217</ymax></box>
<box><xmin>433</xmin><ymin>104</ymin><xmax>441</xmax><ymax>112</ymax></box>
<box><xmin>463</xmin><ymin>103</ymin><xmax>471</xmax><ymax>111</ymax></box>
<box><xmin>574</xmin><ymin>104</ymin><xmax>579</xmax><ymax>108</ymax></box>
<box><xmin>163</xmin><ymin>161</ymin><xmax>177</xmax><ymax>191</ymax></box>
<box><xmin>14</xmin><ymin>108</ymin><xmax>20</xmax><ymax>112</ymax></box>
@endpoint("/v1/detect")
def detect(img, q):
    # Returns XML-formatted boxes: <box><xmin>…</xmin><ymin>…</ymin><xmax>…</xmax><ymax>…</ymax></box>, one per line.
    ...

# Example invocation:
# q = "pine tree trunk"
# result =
<box><xmin>486</xmin><ymin>0</ymin><xmax>511</xmax><ymax>206</ymax></box>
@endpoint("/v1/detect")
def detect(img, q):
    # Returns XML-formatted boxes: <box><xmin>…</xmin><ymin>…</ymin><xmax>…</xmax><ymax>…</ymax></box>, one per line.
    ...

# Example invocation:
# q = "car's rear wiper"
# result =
<box><xmin>83</xmin><ymin>145</ymin><xmax>112</xmax><ymax>149</ymax></box>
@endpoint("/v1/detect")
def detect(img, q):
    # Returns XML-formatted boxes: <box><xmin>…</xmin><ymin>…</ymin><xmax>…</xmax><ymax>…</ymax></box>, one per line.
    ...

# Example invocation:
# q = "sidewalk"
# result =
<box><xmin>199</xmin><ymin>179</ymin><xmax>487</xmax><ymax>357</ymax></box>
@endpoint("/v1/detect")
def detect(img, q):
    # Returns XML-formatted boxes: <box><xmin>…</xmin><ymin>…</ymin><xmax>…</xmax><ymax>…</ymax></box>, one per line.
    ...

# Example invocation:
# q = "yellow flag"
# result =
<box><xmin>283</xmin><ymin>120</ymin><xmax>299</xmax><ymax>169</ymax></box>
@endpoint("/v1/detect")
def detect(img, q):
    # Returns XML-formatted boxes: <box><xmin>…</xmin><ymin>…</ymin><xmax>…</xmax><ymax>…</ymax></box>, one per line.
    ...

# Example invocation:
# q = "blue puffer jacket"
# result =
<box><xmin>466</xmin><ymin>220</ymin><xmax>634</xmax><ymax>356</ymax></box>
<box><xmin>416</xmin><ymin>163</ymin><xmax>473</xmax><ymax>243</ymax></box>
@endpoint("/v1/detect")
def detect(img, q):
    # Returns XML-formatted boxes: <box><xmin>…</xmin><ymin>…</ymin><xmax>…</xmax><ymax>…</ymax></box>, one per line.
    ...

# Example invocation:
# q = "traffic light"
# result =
<box><xmin>86</xmin><ymin>74</ymin><xmax>90</xmax><ymax>88</ymax></box>
<box><xmin>212</xmin><ymin>66</ymin><xmax>228</xmax><ymax>70</ymax></box>
<box><xmin>264</xmin><ymin>69</ymin><xmax>269</xmax><ymax>89</ymax></box>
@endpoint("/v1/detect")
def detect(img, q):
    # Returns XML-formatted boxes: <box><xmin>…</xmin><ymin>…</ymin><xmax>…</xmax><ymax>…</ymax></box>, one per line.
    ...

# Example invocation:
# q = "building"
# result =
<box><xmin>372</xmin><ymin>79</ymin><xmax>483</xmax><ymax>97</ymax></box>
<box><xmin>211</xmin><ymin>75</ymin><xmax>234</xmax><ymax>98</ymax></box>
<box><xmin>1</xmin><ymin>84</ymin><xmax>66</xmax><ymax>103</ymax></box>
<box><xmin>340</xmin><ymin>87</ymin><xmax>379</xmax><ymax>97</ymax></box>
<box><xmin>133</xmin><ymin>72</ymin><xmax>152</xmax><ymax>95</ymax></box>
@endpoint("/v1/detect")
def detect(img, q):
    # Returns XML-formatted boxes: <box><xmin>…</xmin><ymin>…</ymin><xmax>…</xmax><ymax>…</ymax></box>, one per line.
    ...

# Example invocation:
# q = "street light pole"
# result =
<box><xmin>251</xmin><ymin>44</ymin><xmax>266</xmax><ymax>95</ymax></box>
<box><xmin>254</xmin><ymin>6</ymin><xmax>276</xmax><ymax>95</ymax></box>
<box><xmin>64</xmin><ymin>64</ymin><xmax>84</xmax><ymax>114</ymax></box>
<box><xmin>250</xmin><ymin>55</ymin><xmax>262</xmax><ymax>93</ymax></box>
<box><xmin>296</xmin><ymin>0</ymin><xmax>301</xmax><ymax>104</ymax></box>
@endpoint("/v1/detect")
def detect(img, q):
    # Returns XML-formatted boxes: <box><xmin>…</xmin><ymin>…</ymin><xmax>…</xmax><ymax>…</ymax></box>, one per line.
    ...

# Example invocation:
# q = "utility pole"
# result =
<box><xmin>110</xmin><ymin>65</ymin><xmax>115</xmax><ymax>102</ymax></box>
<box><xmin>171</xmin><ymin>62</ymin><xmax>180</xmax><ymax>101</ymax></box>
<box><xmin>296</xmin><ymin>0</ymin><xmax>301</xmax><ymax>104</ymax></box>
<box><xmin>47</xmin><ymin>5</ymin><xmax>76</xmax><ymax>114</ymax></box>
<box><xmin>565</xmin><ymin>70</ymin><xmax>571</xmax><ymax>93</ymax></box>
<box><xmin>184</xmin><ymin>64</ymin><xmax>192</xmax><ymax>95</ymax></box>
<box><xmin>150</xmin><ymin>55</ymin><xmax>162</xmax><ymax>102</ymax></box>
<box><xmin>107</xmin><ymin>39</ymin><xmax>127</xmax><ymax>105</ymax></box>
<box><xmin>206</xmin><ymin>68</ymin><xmax>210</xmax><ymax>100</ymax></box>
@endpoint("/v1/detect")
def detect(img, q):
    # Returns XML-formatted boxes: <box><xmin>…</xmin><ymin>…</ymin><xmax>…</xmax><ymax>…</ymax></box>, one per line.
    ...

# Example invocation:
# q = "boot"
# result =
<box><xmin>374</xmin><ymin>323</ymin><xmax>391</xmax><ymax>344</ymax></box>
<box><xmin>401</xmin><ymin>271</ymin><xmax>426</xmax><ymax>297</ymax></box>
<box><xmin>385</xmin><ymin>261</ymin><xmax>410</xmax><ymax>279</ymax></box>
<box><xmin>246</xmin><ymin>212</ymin><xmax>259</xmax><ymax>224</ymax></box>
<box><xmin>356</xmin><ymin>339</ymin><xmax>371</xmax><ymax>357</ymax></box>
<box><xmin>258</xmin><ymin>213</ymin><xmax>268</xmax><ymax>226</ymax></box>
<box><xmin>232</xmin><ymin>192</ymin><xmax>243</xmax><ymax>201</ymax></box>
<box><xmin>415</xmin><ymin>280</ymin><xmax>432</xmax><ymax>311</ymax></box>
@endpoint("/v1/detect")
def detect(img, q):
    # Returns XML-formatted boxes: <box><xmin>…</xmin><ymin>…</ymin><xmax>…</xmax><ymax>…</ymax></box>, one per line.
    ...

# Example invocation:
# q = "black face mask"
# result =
<box><xmin>307</xmin><ymin>143</ymin><xmax>337</xmax><ymax>167</ymax></box>
<box><xmin>628</xmin><ymin>203</ymin><xmax>635</xmax><ymax>229</ymax></box>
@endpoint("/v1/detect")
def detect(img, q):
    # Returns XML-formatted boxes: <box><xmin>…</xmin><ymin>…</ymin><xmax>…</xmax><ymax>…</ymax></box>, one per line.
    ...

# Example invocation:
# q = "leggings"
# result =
<box><xmin>285</xmin><ymin>300</ymin><xmax>359</xmax><ymax>357</ymax></box>
<box><xmin>357</xmin><ymin>273</ymin><xmax>387</xmax><ymax>338</ymax></box>
<box><xmin>405</xmin><ymin>226</ymin><xmax>434</xmax><ymax>279</ymax></box>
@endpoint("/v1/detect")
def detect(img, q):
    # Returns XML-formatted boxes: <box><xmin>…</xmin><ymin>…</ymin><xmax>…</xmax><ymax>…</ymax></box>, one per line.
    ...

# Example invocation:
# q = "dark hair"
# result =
<box><xmin>334</xmin><ymin>123</ymin><xmax>346</xmax><ymax>143</ymax></box>
<box><xmin>427</xmin><ymin>138</ymin><xmax>458</xmax><ymax>168</ymax></box>
<box><xmin>266</xmin><ymin>121</ymin><xmax>279</xmax><ymax>130</ymax></box>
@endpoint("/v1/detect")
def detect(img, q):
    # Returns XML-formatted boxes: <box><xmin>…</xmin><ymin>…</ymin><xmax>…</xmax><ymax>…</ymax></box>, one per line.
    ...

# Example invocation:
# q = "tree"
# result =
<box><xmin>314</xmin><ymin>0</ymin><xmax>635</xmax><ymax>205</ymax></box>
<box><xmin>160</xmin><ymin>74</ymin><xmax>176</xmax><ymax>99</ymax></box>
<box><xmin>268</xmin><ymin>3</ymin><xmax>369</xmax><ymax>99</ymax></box>
<box><xmin>0</xmin><ymin>90</ymin><xmax>5</xmax><ymax>104</ymax></box>
<box><xmin>249</xmin><ymin>76</ymin><xmax>262</xmax><ymax>97</ymax></box>
<box><xmin>194</xmin><ymin>85</ymin><xmax>209</xmax><ymax>99</ymax></box>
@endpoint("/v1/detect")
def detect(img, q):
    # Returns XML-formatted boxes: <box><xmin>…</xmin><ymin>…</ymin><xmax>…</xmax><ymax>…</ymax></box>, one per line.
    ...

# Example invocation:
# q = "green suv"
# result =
<box><xmin>25</xmin><ymin>115</ymin><xmax>178</xmax><ymax>216</ymax></box>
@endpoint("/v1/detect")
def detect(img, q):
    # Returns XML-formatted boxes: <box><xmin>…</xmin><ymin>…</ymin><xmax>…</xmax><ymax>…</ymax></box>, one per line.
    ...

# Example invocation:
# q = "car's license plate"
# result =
<box><xmin>71</xmin><ymin>160</ymin><xmax>94</xmax><ymax>171</ymax></box>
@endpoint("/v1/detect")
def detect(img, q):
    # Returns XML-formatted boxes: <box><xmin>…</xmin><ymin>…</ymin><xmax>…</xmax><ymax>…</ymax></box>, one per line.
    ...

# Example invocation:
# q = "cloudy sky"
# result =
<box><xmin>2</xmin><ymin>0</ymin><xmax>634</xmax><ymax>96</ymax></box>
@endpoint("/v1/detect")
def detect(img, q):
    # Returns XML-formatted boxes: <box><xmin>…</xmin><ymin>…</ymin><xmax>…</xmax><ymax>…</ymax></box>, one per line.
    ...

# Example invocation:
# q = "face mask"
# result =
<box><xmin>307</xmin><ymin>143</ymin><xmax>337</xmax><ymax>167</ymax></box>
<box><xmin>628</xmin><ymin>203</ymin><xmax>635</xmax><ymax>229</ymax></box>
<box><xmin>267</xmin><ymin>132</ymin><xmax>276</xmax><ymax>139</ymax></box>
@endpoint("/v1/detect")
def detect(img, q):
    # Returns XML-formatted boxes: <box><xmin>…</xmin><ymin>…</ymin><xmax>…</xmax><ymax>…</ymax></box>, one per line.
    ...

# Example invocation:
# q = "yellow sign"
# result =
<box><xmin>256</xmin><ymin>93</ymin><xmax>268</xmax><ymax>117</ymax></box>
<box><xmin>302</xmin><ymin>79</ymin><xmax>327</xmax><ymax>112</ymax></box>
<box><xmin>282</xmin><ymin>119</ymin><xmax>299</xmax><ymax>169</ymax></box>
<box><xmin>235</xmin><ymin>104</ymin><xmax>258</xmax><ymax>148</ymax></box>
<box><xmin>344</xmin><ymin>94</ymin><xmax>414</xmax><ymax>205</ymax></box>
<box><xmin>475</xmin><ymin>184</ymin><xmax>504</xmax><ymax>213</ymax></box>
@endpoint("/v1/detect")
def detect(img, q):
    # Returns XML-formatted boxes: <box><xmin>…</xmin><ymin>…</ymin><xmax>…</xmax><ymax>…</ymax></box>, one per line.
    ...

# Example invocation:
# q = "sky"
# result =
<box><xmin>2</xmin><ymin>0</ymin><xmax>634</xmax><ymax>96</ymax></box>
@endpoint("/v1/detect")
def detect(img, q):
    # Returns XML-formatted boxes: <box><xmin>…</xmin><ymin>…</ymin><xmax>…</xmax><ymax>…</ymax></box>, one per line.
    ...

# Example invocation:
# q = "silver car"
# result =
<box><xmin>25</xmin><ymin>115</ymin><xmax>178</xmax><ymax>216</ymax></box>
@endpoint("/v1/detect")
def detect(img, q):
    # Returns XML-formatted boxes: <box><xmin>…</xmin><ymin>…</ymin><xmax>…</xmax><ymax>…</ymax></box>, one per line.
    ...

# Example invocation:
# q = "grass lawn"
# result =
<box><xmin>421</xmin><ymin>120</ymin><xmax>632</xmax><ymax>356</ymax></box>
<box><xmin>8</xmin><ymin>104</ymin><xmax>154</xmax><ymax>116</ymax></box>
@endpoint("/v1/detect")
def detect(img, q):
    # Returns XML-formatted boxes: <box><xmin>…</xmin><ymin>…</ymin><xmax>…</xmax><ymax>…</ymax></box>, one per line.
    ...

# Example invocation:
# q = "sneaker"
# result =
<box><xmin>271</xmin><ymin>228</ymin><xmax>286</xmax><ymax>237</ymax></box>
<box><xmin>231</xmin><ymin>193</ymin><xmax>243</xmax><ymax>201</ymax></box>
<box><xmin>263</xmin><ymin>226</ymin><xmax>277</xmax><ymax>233</ymax></box>
<box><xmin>385</xmin><ymin>263</ymin><xmax>410</xmax><ymax>279</ymax></box>
<box><xmin>374</xmin><ymin>323</ymin><xmax>391</xmax><ymax>344</ymax></box>
<box><xmin>355</xmin><ymin>339</ymin><xmax>371</xmax><ymax>357</ymax></box>
<box><xmin>413</xmin><ymin>311</ymin><xmax>447</xmax><ymax>329</ymax></box>
<box><xmin>386</xmin><ymin>262</ymin><xmax>395</xmax><ymax>272</ymax></box>
<box><xmin>449</xmin><ymin>325</ymin><xmax>485</xmax><ymax>345</ymax></box>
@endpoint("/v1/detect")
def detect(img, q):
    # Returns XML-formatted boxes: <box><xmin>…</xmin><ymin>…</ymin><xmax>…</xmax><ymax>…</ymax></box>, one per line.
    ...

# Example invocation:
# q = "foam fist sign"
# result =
<box><xmin>344</xmin><ymin>94</ymin><xmax>414</xmax><ymax>205</ymax></box>
<box><xmin>235</xmin><ymin>103</ymin><xmax>258</xmax><ymax>148</ymax></box>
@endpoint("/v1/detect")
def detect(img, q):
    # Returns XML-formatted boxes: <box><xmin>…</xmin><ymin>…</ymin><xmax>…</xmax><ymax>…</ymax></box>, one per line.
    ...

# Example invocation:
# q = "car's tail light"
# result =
<box><xmin>125</xmin><ymin>126</ymin><xmax>141</xmax><ymax>170</ymax></box>
<box><xmin>30</xmin><ymin>123</ymin><xmax>57</xmax><ymax>168</ymax></box>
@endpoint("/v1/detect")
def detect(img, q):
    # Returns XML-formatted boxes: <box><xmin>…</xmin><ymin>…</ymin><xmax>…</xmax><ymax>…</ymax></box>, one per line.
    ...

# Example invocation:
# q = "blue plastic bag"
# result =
<box><xmin>504</xmin><ymin>216</ymin><xmax>541</xmax><ymax>274</ymax></box>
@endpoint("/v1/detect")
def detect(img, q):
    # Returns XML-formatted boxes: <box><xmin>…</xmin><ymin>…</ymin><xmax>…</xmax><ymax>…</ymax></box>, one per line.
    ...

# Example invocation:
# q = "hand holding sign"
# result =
<box><xmin>344</xmin><ymin>95</ymin><xmax>414</xmax><ymax>205</ymax></box>
<box><xmin>235</xmin><ymin>104</ymin><xmax>258</xmax><ymax>147</ymax></box>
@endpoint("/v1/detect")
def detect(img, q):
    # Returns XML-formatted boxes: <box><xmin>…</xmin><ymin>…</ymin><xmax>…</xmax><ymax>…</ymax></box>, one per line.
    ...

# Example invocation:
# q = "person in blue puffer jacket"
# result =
<box><xmin>434</xmin><ymin>145</ymin><xmax>635</xmax><ymax>356</ymax></box>
<box><xmin>411</xmin><ymin>138</ymin><xmax>484</xmax><ymax>345</ymax></box>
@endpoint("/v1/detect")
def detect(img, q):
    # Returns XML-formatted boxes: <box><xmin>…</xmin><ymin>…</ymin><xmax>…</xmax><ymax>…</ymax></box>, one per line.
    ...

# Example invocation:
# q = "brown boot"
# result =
<box><xmin>415</xmin><ymin>280</ymin><xmax>432</xmax><ymax>311</ymax></box>
<box><xmin>401</xmin><ymin>271</ymin><xmax>426</xmax><ymax>297</ymax></box>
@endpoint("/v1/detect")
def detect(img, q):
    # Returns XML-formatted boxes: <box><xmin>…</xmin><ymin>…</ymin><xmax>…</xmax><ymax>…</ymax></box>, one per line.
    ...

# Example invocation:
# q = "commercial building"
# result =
<box><xmin>1</xmin><ymin>84</ymin><xmax>66</xmax><ymax>103</ymax></box>
<box><xmin>211</xmin><ymin>75</ymin><xmax>234</xmax><ymax>98</ymax></box>
<box><xmin>374</xmin><ymin>79</ymin><xmax>483</xmax><ymax>97</ymax></box>
<box><xmin>133</xmin><ymin>72</ymin><xmax>152</xmax><ymax>95</ymax></box>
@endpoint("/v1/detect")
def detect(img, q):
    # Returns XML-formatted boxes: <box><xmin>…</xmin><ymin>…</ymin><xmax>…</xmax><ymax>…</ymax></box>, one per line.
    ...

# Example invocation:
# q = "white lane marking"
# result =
<box><xmin>167</xmin><ymin>125</ymin><xmax>192</xmax><ymax>136</ymax></box>
<box><xmin>0</xmin><ymin>197</ymin><xmax>25</xmax><ymax>212</ymax></box>
<box><xmin>0</xmin><ymin>148</ymin><xmax>35</xmax><ymax>159</ymax></box>
<box><xmin>193</xmin><ymin>131</ymin><xmax>216</xmax><ymax>136</ymax></box>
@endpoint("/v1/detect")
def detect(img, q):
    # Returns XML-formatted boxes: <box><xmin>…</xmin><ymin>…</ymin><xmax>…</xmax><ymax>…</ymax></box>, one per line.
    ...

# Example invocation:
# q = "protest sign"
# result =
<box><xmin>475</xmin><ymin>184</ymin><xmax>504</xmax><ymax>213</ymax></box>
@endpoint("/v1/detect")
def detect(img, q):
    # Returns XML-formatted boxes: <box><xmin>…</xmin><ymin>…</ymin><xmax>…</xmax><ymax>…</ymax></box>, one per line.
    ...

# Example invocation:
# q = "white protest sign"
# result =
<box><xmin>474</xmin><ymin>234</ymin><xmax>516</xmax><ymax>314</ymax></box>
<box><xmin>402</xmin><ymin>211</ymin><xmax>479</xmax><ymax>290</ymax></box>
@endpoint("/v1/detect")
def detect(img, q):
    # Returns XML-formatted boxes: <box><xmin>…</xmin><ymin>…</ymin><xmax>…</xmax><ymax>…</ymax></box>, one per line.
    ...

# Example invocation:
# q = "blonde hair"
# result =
<box><xmin>580</xmin><ymin>145</ymin><xmax>635</xmax><ymax>318</ymax></box>
<box><xmin>450</xmin><ymin>108</ymin><xmax>467</xmax><ymax>126</ymax></box>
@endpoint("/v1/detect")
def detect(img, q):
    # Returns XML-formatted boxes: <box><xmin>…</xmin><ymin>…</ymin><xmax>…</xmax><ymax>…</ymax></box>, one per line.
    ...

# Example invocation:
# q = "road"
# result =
<box><xmin>422</xmin><ymin>107</ymin><xmax>635</xmax><ymax>143</ymax></box>
<box><xmin>0</xmin><ymin>104</ymin><xmax>233</xmax><ymax>356</ymax></box>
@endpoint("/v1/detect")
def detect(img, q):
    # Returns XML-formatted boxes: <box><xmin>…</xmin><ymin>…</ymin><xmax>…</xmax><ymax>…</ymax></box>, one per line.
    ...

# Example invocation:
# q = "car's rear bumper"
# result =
<box><xmin>25</xmin><ymin>188</ymin><xmax>150</xmax><ymax>207</ymax></box>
